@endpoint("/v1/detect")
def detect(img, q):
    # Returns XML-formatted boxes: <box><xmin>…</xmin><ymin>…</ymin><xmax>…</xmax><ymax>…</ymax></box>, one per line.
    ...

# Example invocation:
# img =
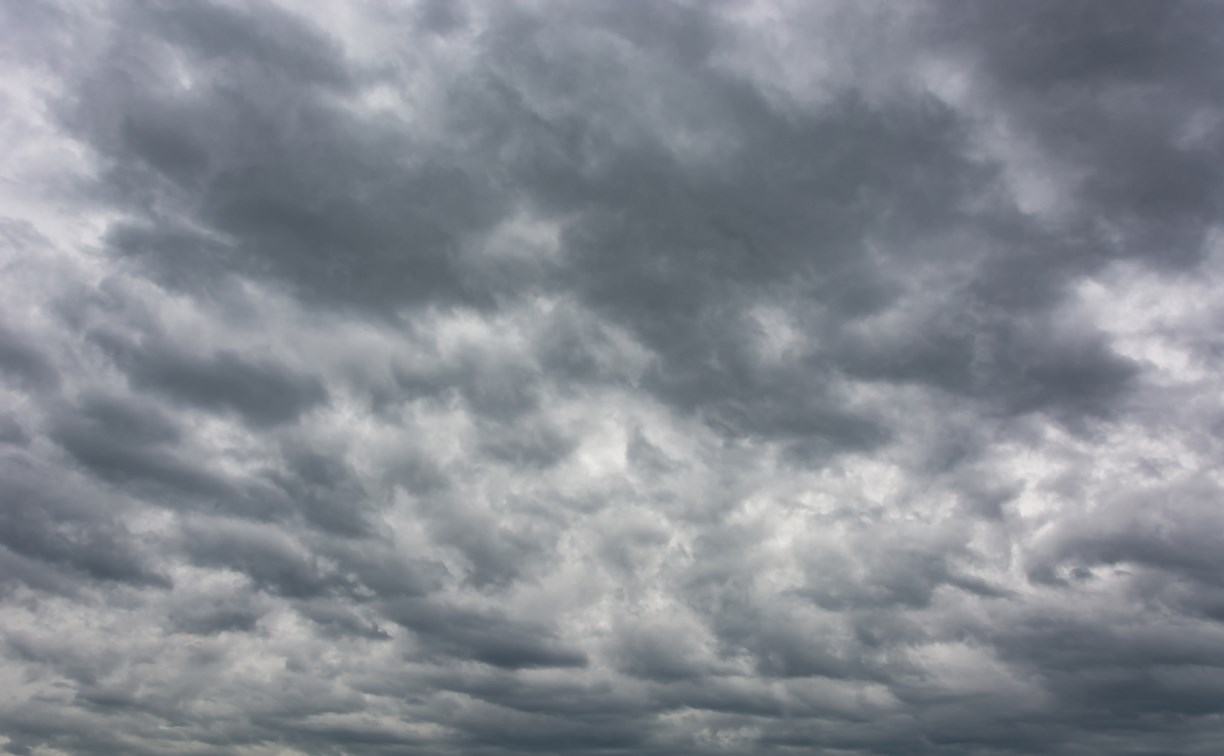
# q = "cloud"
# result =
<box><xmin>96</xmin><ymin>331</ymin><xmax>329</xmax><ymax>428</ymax></box>
<box><xmin>2</xmin><ymin>0</ymin><xmax>1223</xmax><ymax>754</ymax></box>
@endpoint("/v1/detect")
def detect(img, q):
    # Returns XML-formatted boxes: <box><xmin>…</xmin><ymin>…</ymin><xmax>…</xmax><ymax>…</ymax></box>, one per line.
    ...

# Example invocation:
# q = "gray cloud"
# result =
<box><xmin>90</xmin><ymin>328</ymin><xmax>328</xmax><ymax>428</ymax></box>
<box><xmin>2</xmin><ymin>0</ymin><xmax>1224</xmax><ymax>754</ymax></box>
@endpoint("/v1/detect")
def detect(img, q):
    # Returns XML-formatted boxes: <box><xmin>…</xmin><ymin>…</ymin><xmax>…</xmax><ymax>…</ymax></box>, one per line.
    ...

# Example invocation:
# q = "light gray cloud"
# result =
<box><xmin>2</xmin><ymin>0</ymin><xmax>1224</xmax><ymax>754</ymax></box>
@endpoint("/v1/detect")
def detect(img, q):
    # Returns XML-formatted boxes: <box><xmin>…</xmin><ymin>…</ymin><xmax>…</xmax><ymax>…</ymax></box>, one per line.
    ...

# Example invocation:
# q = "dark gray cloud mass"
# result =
<box><xmin>2</xmin><ymin>0</ymin><xmax>1224</xmax><ymax>753</ymax></box>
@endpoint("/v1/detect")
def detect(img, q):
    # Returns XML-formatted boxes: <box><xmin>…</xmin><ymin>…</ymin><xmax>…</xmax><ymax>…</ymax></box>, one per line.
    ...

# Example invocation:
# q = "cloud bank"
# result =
<box><xmin>2</xmin><ymin>1</ymin><xmax>1224</xmax><ymax>753</ymax></box>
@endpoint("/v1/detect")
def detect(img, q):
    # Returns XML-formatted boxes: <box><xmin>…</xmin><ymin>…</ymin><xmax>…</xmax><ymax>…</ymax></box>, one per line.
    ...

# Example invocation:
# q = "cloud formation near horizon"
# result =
<box><xmin>2</xmin><ymin>1</ymin><xmax>1224</xmax><ymax>754</ymax></box>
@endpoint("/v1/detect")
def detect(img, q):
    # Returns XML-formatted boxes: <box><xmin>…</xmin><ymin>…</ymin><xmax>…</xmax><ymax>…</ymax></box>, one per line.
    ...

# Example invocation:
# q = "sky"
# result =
<box><xmin>1</xmin><ymin>1</ymin><xmax>1223</xmax><ymax>754</ymax></box>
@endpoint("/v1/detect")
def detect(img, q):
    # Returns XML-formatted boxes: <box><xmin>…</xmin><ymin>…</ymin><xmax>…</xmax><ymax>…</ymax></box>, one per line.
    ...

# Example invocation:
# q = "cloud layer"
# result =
<box><xmin>3</xmin><ymin>1</ymin><xmax>1224</xmax><ymax>753</ymax></box>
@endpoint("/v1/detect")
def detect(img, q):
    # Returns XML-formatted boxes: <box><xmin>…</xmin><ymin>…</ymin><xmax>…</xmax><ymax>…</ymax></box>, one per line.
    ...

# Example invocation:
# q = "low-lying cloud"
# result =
<box><xmin>2</xmin><ymin>1</ymin><xmax>1223</xmax><ymax>753</ymax></box>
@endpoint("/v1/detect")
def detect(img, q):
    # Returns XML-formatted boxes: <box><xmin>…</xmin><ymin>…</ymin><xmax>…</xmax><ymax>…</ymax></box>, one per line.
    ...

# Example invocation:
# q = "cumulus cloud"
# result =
<box><xmin>2</xmin><ymin>0</ymin><xmax>1223</xmax><ymax>753</ymax></box>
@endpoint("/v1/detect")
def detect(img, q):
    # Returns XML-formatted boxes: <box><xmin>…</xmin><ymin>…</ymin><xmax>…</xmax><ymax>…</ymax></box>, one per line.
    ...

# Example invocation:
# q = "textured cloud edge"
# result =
<box><xmin>2</xmin><ymin>1</ymin><xmax>1224</xmax><ymax>754</ymax></box>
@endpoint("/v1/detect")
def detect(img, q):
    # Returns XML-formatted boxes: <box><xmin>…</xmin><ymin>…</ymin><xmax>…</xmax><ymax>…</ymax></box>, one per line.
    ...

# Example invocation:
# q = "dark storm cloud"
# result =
<box><xmin>92</xmin><ymin>330</ymin><xmax>328</xmax><ymax>427</ymax></box>
<box><xmin>3</xmin><ymin>0</ymin><xmax>1224</xmax><ymax>754</ymax></box>
<box><xmin>0</xmin><ymin>324</ymin><xmax>59</xmax><ymax>392</ymax></box>
<box><xmin>143</xmin><ymin>0</ymin><xmax>355</xmax><ymax>90</ymax></box>
<box><xmin>48</xmin><ymin>394</ymin><xmax>240</xmax><ymax>503</ymax></box>
<box><xmin>385</xmin><ymin>598</ymin><xmax>588</xmax><ymax>670</ymax></box>
<box><xmin>178</xmin><ymin>516</ymin><xmax>446</xmax><ymax>601</ymax></box>
<box><xmin>0</xmin><ymin>456</ymin><xmax>169</xmax><ymax>593</ymax></box>
<box><xmin>936</xmin><ymin>0</ymin><xmax>1224</xmax><ymax>248</ymax></box>
<box><xmin>71</xmin><ymin>0</ymin><xmax>512</xmax><ymax>315</ymax></box>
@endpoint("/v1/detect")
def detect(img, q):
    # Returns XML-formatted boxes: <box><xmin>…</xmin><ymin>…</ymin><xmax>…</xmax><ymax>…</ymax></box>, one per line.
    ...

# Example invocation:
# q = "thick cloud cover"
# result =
<box><xmin>3</xmin><ymin>0</ymin><xmax>1224</xmax><ymax>753</ymax></box>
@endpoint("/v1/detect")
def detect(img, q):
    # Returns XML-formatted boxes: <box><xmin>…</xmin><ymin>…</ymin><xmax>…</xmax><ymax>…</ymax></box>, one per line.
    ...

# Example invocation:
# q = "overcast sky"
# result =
<box><xmin>2</xmin><ymin>1</ymin><xmax>1224</xmax><ymax>754</ymax></box>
